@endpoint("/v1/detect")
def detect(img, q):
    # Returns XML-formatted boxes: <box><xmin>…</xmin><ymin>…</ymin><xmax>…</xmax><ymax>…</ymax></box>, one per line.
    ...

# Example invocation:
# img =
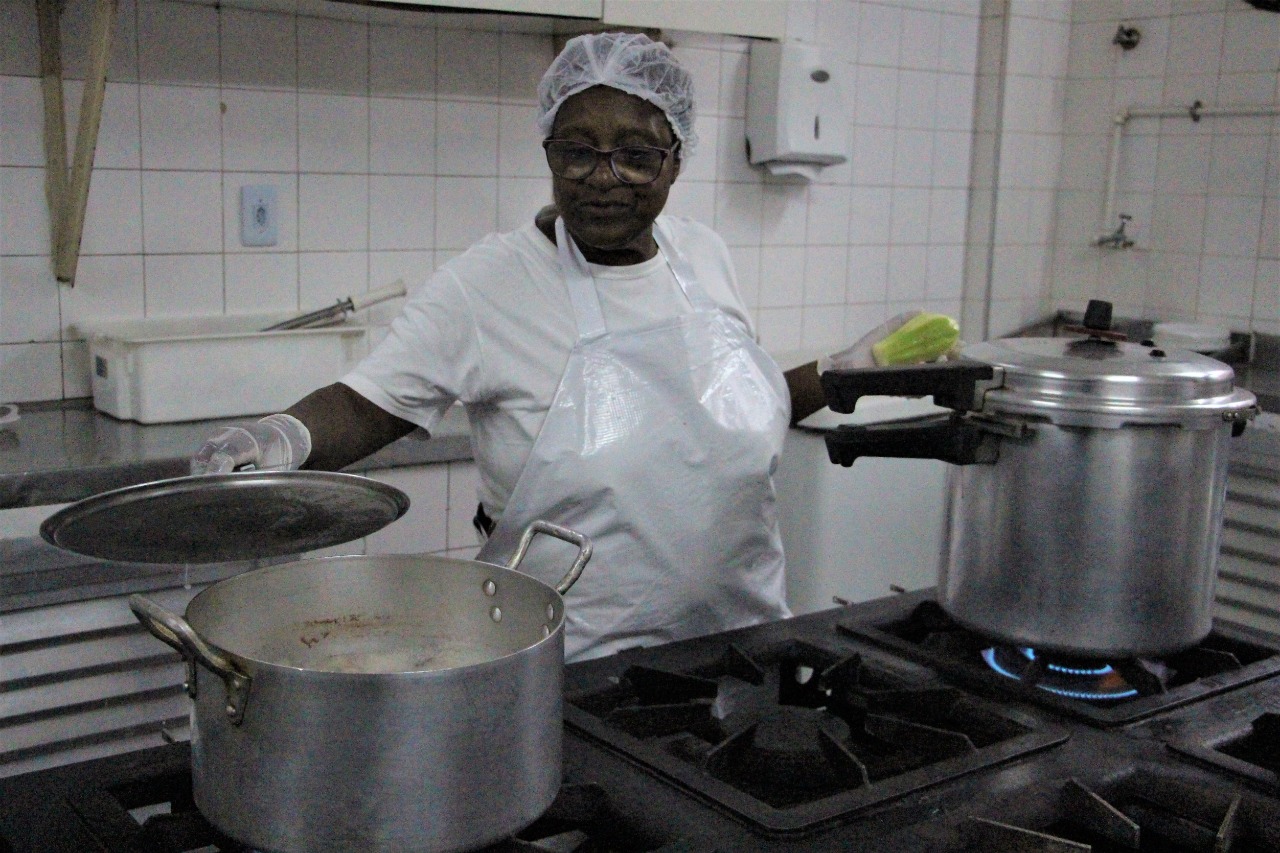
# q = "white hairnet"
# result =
<box><xmin>538</xmin><ymin>32</ymin><xmax>698</xmax><ymax>158</ymax></box>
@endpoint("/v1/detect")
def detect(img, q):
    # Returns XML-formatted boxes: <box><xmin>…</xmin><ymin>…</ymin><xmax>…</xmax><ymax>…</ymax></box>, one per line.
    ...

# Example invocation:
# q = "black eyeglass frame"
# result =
<box><xmin>541</xmin><ymin>139</ymin><xmax>679</xmax><ymax>185</ymax></box>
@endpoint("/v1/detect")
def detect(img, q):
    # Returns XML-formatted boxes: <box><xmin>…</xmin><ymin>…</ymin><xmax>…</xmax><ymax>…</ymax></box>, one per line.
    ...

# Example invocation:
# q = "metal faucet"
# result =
<box><xmin>1096</xmin><ymin>214</ymin><xmax>1135</xmax><ymax>249</ymax></box>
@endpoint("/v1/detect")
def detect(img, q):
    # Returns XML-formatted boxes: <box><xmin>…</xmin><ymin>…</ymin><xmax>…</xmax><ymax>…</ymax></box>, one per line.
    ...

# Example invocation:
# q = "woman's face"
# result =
<box><xmin>548</xmin><ymin>86</ymin><xmax>680</xmax><ymax>260</ymax></box>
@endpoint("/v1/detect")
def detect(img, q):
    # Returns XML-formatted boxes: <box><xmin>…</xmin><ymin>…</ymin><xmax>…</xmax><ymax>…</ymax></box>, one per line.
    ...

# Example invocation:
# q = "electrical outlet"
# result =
<box><xmin>240</xmin><ymin>185</ymin><xmax>278</xmax><ymax>247</ymax></box>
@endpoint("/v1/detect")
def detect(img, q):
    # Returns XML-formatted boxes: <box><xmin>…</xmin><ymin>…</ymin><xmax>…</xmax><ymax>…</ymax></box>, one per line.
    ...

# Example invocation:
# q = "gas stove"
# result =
<box><xmin>2</xmin><ymin>594</ymin><xmax>1279</xmax><ymax>852</ymax></box>
<box><xmin>562</xmin><ymin>606</ymin><xmax>1069</xmax><ymax>837</ymax></box>
<box><xmin>837</xmin><ymin>591</ymin><xmax>1280</xmax><ymax>728</ymax></box>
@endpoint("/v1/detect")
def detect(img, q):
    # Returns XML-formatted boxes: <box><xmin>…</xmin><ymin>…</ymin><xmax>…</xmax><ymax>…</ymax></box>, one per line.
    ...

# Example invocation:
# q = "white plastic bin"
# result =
<box><xmin>75</xmin><ymin>315</ymin><xmax>367</xmax><ymax>424</ymax></box>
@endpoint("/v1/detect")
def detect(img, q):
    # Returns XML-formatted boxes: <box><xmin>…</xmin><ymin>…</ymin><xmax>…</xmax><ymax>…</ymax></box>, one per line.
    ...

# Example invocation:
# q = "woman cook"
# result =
<box><xmin>193</xmin><ymin>32</ymin><xmax>908</xmax><ymax>662</ymax></box>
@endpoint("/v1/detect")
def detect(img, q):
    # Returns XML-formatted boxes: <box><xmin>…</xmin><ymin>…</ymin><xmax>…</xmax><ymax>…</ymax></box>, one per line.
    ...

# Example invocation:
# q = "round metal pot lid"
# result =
<box><xmin>964</xmin><ymin>337</ymin><xmax>1257</xmax><ymax>423</ymax></box>
<box><xmin>41</xmin><ymin>471</ymin><xmax>410</xmax><ymax>564</ymax></box>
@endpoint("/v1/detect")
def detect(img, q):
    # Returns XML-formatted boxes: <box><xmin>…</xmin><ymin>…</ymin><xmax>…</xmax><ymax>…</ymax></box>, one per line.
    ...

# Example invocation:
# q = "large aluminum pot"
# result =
<box><xmin>820</xmin><ymin>309</ymin><xmax>1257</xmax><ymax>658</ymax></box>
<box><xmin>130</xmin><ymin>520</ymin><xmax>591</xmax><ymax>853</ymax></box>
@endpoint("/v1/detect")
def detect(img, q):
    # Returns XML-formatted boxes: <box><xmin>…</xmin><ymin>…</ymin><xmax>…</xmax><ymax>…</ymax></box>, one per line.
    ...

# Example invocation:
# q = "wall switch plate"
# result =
<box><xmin>240</xmin><ymin>185</ymin><xmax>278</xmax><ymax>247</ymax></box>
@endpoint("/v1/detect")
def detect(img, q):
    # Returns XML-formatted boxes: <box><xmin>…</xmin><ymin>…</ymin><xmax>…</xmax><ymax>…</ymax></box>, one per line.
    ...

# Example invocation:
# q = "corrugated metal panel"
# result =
<box><xmin>0</xmin><ymin>587</ymin><xmax>200</xmax><ymax>778</ymax></box>
<box><xmin>1216</xmin><ymin>462</ymin><xmax>1280</xmax><ymax>637</ymax></box>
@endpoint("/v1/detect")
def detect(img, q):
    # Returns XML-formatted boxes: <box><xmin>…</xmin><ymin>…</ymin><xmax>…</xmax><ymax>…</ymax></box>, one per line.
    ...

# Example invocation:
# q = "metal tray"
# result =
<box><xmin>41</xmin><ymin>471</ymin><xmax>410</xmax><ymax>564</ymax></box>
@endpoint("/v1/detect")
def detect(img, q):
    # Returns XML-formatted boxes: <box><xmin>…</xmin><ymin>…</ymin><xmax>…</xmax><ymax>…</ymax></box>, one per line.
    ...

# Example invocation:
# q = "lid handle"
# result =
<box><xmin>820</xmin><ymin>361</ymin><xmax>996</xmax><ymax>414</ymax></box>
<box><xmin>824</xmin><ymin>413</ymin><xmax>1000</xmax><ymax>466</ymax></box>
<box><xmin>1061</xmin><ymin>300</ymin><xmax>1128</xmax><ymax>343</ymax></box>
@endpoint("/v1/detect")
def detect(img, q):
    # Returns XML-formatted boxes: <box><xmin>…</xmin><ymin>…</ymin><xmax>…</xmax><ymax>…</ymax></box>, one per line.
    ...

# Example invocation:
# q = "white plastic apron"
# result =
<box><xmin>476</xmin><ymin>218</ymin><xmax>791</xmax><ymax>662</ymax></box>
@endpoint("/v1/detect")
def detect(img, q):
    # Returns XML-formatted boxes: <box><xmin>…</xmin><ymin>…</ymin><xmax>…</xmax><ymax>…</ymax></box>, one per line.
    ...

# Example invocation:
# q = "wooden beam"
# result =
<box><xmin>55</xmin><ymin>0</ymin><xmax>118</xmax><ymax>285</ymax></box>
<box><xmin>35</xmin><ymin>0</ymin><xmax>68</xmax><ymax>255</ymax></box>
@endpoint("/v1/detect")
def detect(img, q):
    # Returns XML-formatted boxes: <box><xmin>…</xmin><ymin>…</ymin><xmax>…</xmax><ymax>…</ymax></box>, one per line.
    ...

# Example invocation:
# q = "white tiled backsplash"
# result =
<box><xmin>0</xmin><ymin>0</ymin><xmax>985</xmax><ymax>405</ymax></box>
<box><xmin>1047</xmin><ymin>0</ymin><xmax>1279</xmax><ymax>334</ymax></box>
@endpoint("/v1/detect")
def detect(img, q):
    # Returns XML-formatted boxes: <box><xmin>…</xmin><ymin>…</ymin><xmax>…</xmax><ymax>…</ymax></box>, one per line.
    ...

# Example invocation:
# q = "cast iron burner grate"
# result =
<box><xmin>959</xmin><ymin>769</ymin><xmax>1280</xmax><ymax>852</ymax></box>
<box><xmin>64</xmin><ymin>768</ymin><xmax>247</xmax><ymax>853</ymax></box>
<box><xmin>839</xmin><ymin>593</ymin><xmax>1280</xmax><ymax>727</ymax></box>
<box><xmin>62</xmin><ymin>762</ymin><xmax>698</xmax><ymax>853</ymax></box>
<box><xmin>565</xmin><ymin>638</ymin><xmax>1067</xmax><ymax>835</ymax></box>
<box><xmin>1172</xmin><ymin>710</ymin><xmax>1280</xmax><ymax>794</ymax></box>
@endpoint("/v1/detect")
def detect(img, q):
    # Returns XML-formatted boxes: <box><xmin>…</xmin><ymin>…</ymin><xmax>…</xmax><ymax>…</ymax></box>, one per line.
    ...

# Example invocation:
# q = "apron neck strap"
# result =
<box><xmin>651</xmin><ymin>219</ymin><xmax>715</xmax><ymax>310</ymax></box>
<box><xmin>555</xmin><ymin>218</ymin><xmax>608</xmax><ymax>341</ymax></box>
<box><xmin>555</xmin><ymin>217</ymin><xmax>717</xmax><ymax>342</ymax></box>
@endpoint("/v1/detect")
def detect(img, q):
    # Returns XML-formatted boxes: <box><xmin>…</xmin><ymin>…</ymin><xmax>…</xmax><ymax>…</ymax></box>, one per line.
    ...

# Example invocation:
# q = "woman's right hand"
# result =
<box><xmin>190</xmin><ymin>414</ymin><xmax>312</xmax><ymax>475</ymax></box>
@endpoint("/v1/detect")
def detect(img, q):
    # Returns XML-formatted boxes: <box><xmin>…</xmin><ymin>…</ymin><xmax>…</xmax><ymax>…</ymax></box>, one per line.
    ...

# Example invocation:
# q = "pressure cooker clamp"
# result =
<box><xmin>1224</xmin><ymin>405</ymin><xmax>1261</xmax><ymax>437</ymax></box>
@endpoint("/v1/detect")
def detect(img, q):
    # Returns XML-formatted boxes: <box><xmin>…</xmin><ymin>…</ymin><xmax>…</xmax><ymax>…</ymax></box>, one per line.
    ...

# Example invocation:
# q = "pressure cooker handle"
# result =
<box><xmin>507</xmin><ymin>521</ymin><xmax>594</xmax><ymax>594</ymax></box>
<box><xmin>824</xmin><ymin>413</ymin><xmax>999</xmax><ymax>466</ymax></box>
<box><xmin>129</xmin><ymin>594</ymin><xmax>252</xmax><ymax>725</ymax></box>
<box><xmin>821</xmin><ymin>360</ymin><xmax>996</xmax><ymax>414</ymax></box>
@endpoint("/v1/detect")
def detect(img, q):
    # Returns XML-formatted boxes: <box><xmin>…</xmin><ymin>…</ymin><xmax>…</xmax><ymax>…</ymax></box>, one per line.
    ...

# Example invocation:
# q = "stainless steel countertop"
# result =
<box><xmin>0</xmin><ymin>398</ymin><xmax>472</xmax><ymax>509</ymax></box>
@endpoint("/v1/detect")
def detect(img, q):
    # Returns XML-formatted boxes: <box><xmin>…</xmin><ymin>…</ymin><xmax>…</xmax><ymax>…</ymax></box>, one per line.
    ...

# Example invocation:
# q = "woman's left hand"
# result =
<box><xmin>818</xmin><ymin>311</ymin><xmax>923</xmax><ymax>373</ymax></box>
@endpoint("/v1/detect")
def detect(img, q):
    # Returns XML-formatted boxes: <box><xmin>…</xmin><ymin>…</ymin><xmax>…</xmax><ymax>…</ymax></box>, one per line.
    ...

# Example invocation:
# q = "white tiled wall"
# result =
<box><xmin>0</xmin><ymin>0</ymin><xmax>983</xmax><ymax>408</ymax></box>
<box><xmin>1048</xmin><ymin>0</ymin><xmax>1280</xmax><ymax>333</ymax></box>
<box><xmin>987</xmin><ymin>0</ymin><xmax>1072</xmax><ymax>337</ymax></box>
<box><xmin>362</xmin><ymin>460</ymin><xmax>482</xmax><ymax>558</ymax></box>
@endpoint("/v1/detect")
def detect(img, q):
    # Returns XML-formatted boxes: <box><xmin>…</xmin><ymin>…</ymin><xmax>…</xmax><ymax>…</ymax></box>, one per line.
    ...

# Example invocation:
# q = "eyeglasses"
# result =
<box><xmin>542</xmin><ymin>140</ymin><xmax>677</xmax><ymax>185</ymax></box>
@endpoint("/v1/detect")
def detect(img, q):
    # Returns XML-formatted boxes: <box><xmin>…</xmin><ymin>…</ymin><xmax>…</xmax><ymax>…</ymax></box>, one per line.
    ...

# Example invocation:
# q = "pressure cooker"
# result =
<box><xmin>820</xmin><ymin>302</ymin><xmax>1258</xmax><ymax>659</ymax></box>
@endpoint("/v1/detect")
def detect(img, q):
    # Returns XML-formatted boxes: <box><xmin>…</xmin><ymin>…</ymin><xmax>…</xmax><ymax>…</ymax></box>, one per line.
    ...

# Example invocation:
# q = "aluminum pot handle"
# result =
<box><xmin>129</xmin><ymin>594</ymin><xmax>252</xmax><ymax>725</ymax></box>
<box><xmin>506</xmin><ymin>520</ymin><xmax>593</xmax><ymax>594</ymax></box>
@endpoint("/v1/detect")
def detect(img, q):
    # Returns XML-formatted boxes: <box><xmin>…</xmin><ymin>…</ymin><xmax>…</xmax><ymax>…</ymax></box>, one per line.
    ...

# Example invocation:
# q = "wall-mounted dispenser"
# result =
<box><xmin>745</xmin><ymin>40</ymin><xmax>848</xmax><ymax>180</ymax></box>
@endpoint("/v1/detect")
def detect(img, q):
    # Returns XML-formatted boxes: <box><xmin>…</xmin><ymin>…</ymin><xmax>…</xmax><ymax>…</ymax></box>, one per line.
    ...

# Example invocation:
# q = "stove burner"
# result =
<box><xmin>486</xmin><ymin>784</ymin><xmax>708</xmax><ymax>852</ymax></box>
<box><xmin>838</xmin><ymin>593</ymin><xmax>1280</xmax><ymax>727</ymax></box>
<box><xmin>566</xmin><ymin>638</ymin><xmax>1068</xmax><ymax>833</ymax></box>
<box><xmin>981</xmin><ymin>646</ymin><xmax>1140</xmax><ymax>701</ymax></box>
<box><xmin>707</xmin><ymin>705</ymin><xmax>854</xmax><ymax>798</ymax></box>
<box><xmin>1217</xmin><ymin>712</ymin><xmax>1280</xmax><ymax>777</ymax></box>
<box><xmin>1172</xmin><ymin>709</ymin><xmax>1280</xmax><ymax>793</ymax></box>
<box><xmin>962</xmin><ymin>772</ymin><xmax>1280</xmax><ymax>852</ymax></box>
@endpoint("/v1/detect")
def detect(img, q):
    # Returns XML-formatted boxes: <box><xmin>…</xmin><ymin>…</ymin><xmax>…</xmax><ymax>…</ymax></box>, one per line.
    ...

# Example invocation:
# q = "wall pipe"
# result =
<box><xmin>1097</xmin><ymin>100</ymin><xmax>1280</xmax><ymax>247</ymax></box>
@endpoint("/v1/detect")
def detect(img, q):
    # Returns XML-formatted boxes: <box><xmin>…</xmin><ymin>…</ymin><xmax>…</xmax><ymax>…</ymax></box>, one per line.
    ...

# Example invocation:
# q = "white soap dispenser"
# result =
<box><xmin>745</xmin><ymin>41</ymin><xmax>849</xmax><ymax>180</ymax></box>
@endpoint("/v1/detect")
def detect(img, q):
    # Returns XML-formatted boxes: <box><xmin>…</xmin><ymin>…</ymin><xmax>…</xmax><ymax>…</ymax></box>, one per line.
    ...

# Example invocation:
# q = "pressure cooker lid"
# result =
<box><xmin>965</xmin><ymin>336</ymin><xmax>1257</xmax><ymax>423</ymax></box>
<box><xmin>41</xmin><ymin>471</ymin><xmax>411</xmax><ymax>564</ymax></box>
